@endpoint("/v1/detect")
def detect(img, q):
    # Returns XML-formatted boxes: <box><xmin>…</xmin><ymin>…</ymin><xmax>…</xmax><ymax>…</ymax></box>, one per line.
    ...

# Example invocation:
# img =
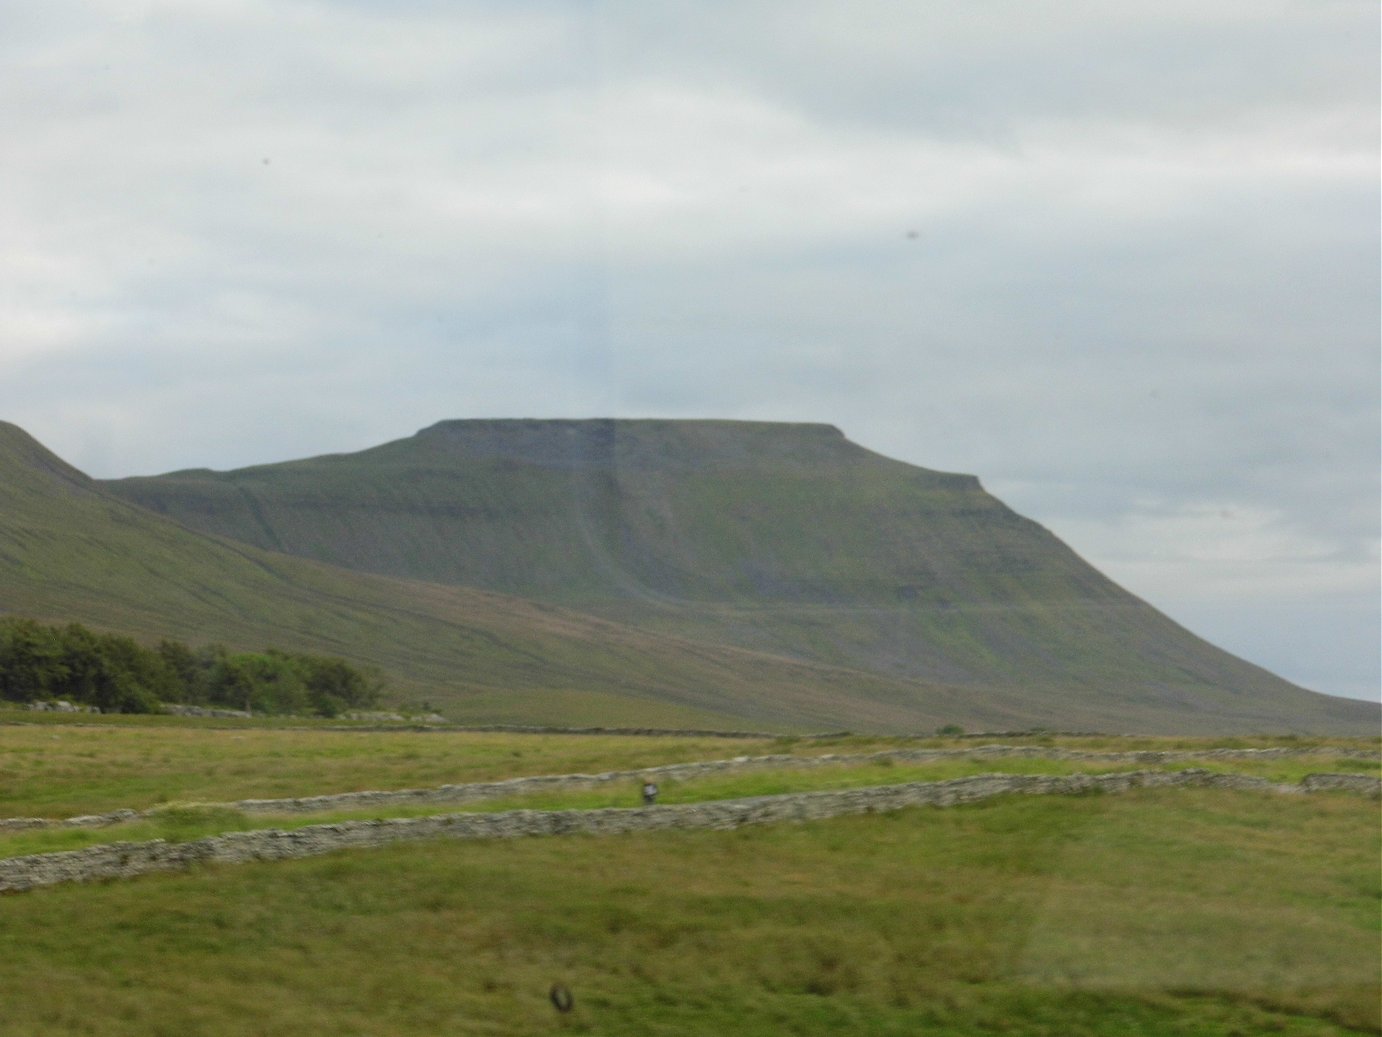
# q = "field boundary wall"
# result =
<box><xmin>1</xmin><ymin>768</ymin><xmax>1377</xmax><ymax>894</ymax></box>
<box><xmin>3</xmin><ymin>744</ymin><xmax>1374</xmax><ymax>831</ymax></box>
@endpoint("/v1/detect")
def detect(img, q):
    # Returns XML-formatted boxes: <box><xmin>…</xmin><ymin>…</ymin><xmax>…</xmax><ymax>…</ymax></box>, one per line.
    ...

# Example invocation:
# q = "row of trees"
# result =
<box><xmin>0</xmin><ymin>618</ymin><xmax>383</xmax><ymax>717</ymax></box>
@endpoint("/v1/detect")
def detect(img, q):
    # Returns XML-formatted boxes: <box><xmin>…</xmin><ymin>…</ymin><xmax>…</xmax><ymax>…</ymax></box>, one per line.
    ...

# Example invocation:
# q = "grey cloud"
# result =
<box><xmin>592</xmin><ymin>1</ymin><xmax>1376</xmax><ymax>144</ymax></box>
<box><xmin>1</xmin><ymin>0</ymin><xmax>1375</xmax><ymax>699</ymax></box>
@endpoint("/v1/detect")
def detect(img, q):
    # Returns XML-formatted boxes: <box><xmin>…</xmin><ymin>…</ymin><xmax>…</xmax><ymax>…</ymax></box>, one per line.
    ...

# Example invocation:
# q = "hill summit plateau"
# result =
<box><xmin>99</xmin><ymin>418</ymin><xmax>1378</xmax><ymax>734</ymax></box>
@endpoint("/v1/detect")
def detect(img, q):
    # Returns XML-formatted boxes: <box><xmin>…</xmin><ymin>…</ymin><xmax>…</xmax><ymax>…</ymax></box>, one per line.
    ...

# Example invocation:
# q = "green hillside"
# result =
<box><xmin>0</xmin><ymin>420</ymin><xmax>1037</xmax><ymax>732</ymax></box>
<box><xmin>102</xmin><ymin>418</ymin><xmax>1376</xmax><ymax>734</ymax></box>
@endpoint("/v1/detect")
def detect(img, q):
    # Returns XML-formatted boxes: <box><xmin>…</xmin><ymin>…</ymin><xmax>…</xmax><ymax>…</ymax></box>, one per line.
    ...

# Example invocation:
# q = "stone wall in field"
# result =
<box><xmin>2</xmin><ymin>743</ymin><xmax>1375</xmax><ymax>832</ymax></box>
<box><xmin>1298</xmin><ymin>772</ymin><xmax>1380</xmax><ymax>794</ymax></box>
<box><xmin>1</xmin><ymin>767</ymin><xmax>1376</xmax><ymax>894</ymax></box>
<box><xmin>224</xmin><ymin>744</ymin><xmax>1378</xmax><ymax>816</ymax></box>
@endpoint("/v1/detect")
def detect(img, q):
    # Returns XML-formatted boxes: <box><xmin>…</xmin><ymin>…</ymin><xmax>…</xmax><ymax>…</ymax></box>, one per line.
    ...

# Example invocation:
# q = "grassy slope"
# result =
<box><xmin>105</xmin><ymin>419</ymin><xmax>1377</xmax><ymax>734</ymax></box>
<box><xmin>0</xmin><ymin>421</ymin><xmax>1033</xmax><ymax>733</ymax></box>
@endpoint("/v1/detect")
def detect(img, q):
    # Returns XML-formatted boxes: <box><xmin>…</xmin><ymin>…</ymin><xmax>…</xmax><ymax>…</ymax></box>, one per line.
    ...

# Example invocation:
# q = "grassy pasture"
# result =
<box><xmin>2</xmin><ymin>745</ymin><xmax>1378</xmax><ymax>861</ymax></box>
<box><xmin>0</xmin><ymin>757</ymin><xmax>1210</xmax><ymax>859</ymax></box>
<box><xmin>0</xmin><ymin>721</ymin><xmax>1375</xmax><ymax>1034</ymax></box>
<box><xmin>0</xmin><ymin>789</ymin><xmax>1375</xmax><ymax>1036</ymax></box>
<box><xmin>2</xmin><ymin>713</ymin><xmax>1373</xmax><ymax>821</ymax></box>
<box><xmin>0</xmin><ymin>717</ymin><xmax>780</xmax><ymax>818</ymax></box>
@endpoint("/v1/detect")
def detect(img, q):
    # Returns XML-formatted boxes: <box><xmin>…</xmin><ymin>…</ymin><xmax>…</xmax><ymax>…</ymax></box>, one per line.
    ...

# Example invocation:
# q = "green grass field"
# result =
<box><xmin>0</xmin><ymin>714</ymin><xmax>780</xmax><ymax>817</ymax></box>
<box><xmin>2</xmin><ymin>744</ymin><xmax>1377</xmax><ymax>861</ymax></box>
<box><xmin>2</xmin><ymin>713</ymin><xmax>1373</xmax><ymax>819</ymax></box>
<box><xmin>0</xmin><ymin>720</ymin><xmax>1376</xmax><ymax>1035</ymax></box>
<box><xmin>0</xmin><ymin>791</ymin><xmax>1375</xmax><ymax>1036</ymax></box>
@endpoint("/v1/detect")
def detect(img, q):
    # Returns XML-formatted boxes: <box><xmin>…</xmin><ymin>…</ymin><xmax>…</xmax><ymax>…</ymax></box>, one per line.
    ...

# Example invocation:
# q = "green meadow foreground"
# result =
<box><xmin>0</xmin><ymin>717</ymin><xmax>1376</xmax><ymax>1036</ymax></box>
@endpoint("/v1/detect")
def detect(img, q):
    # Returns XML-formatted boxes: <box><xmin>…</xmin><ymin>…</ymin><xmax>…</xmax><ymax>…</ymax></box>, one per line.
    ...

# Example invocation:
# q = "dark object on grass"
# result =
<box><xmin>549</xmin><ymin>984</ymin><xmax>574</xmax><ymax>1013</ymax></box>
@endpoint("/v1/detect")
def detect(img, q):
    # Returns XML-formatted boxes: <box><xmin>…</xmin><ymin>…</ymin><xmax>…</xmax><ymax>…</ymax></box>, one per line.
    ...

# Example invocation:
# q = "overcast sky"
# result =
<box><xmin>3</xmin><ymin>1</ymin><xmax>1377</xmax><ymax>701</ymax></box>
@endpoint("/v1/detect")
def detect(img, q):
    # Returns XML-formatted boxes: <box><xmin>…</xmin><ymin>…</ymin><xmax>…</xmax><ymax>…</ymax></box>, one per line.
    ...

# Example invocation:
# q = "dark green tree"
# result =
<box><xmin>0</xmin><ymin>619</ymin><xmax>64</xmax><ymax>702</ymax></box>
<box><xmin>0</xmin><ymin>619</ymin><xmax>386</xmax><ymax>717</ymax></box>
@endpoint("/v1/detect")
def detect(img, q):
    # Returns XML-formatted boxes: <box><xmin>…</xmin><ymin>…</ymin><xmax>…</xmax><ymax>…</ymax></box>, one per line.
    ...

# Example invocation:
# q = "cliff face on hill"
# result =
<box><xmin>102</xmin><ymin>419</ymin><xmax>1378</xmax><ymax>734</ymax></box>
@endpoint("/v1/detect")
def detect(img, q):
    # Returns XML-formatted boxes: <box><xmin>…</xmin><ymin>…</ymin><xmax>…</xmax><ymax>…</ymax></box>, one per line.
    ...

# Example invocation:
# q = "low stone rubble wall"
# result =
<box><xmin>342</xmin><ymin>711</ymin><xmax>447</xmax><ymax>724</ymax></box>
<box><xmin>0</xmin><ymin>809</ymin><xmax>140</xmax><ymax>832</ymax></box>
<box><xmin>1298</xmin><ymin>772</ymin><xmax>1380</xmax><ymax>794</ymax></box>
<box><xmin>161</xmin><ymin>705</ymin><xmax>253</xmax><ymax>719</ymax></box>
<box><xmin>1</xmin><ymin>768</ymin><xmax>1375</xmax><ymax>894</ymax></box>
<box><xmin>2</xmin><ymin>743</ymin><xmax>1375</xmax><ymax>833</ymax></box>
<box><xmin>226</xmin><ymin>744</ymin><xmax>1373</xmax><ymax>817</ymax></box>
<box><xmin>230</xmin><ymin>744</ymin><xmax>1376</xmax><ymax>810</ymax></box>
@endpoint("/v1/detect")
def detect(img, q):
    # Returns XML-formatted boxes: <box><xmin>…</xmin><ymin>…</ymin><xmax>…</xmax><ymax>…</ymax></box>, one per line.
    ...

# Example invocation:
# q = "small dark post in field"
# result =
<box><xmin>549</xmin><ymin>983</ymin><xmax>574</xmax><ymax>1013</ymax></box>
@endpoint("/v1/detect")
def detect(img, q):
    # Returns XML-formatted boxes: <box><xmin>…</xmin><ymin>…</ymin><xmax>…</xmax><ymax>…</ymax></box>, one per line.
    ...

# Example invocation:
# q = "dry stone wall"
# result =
<box><xmin>1298</xmin><ymin>773</ymin><xmax>1380</xmax><ymax>794</ymax></box>
<box><xmin>224</xmin><ymin>745</ymin><xmax>1382</xmax><ymax>815</ymax></box>
<box><xmin>1</xmin><ymin>768</ymin><xmax>1376</xmax><ymax>894</ymax></box>
<box><xmin>2</xmin><ymin>743</ymin><xmax>1375</xmax><ymax>833</ymax></box>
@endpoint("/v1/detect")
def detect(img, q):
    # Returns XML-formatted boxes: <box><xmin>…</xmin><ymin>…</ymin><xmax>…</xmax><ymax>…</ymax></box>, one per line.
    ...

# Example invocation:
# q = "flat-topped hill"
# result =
<box><xmin>3</xmin><ymin>420</ymin><xmax>1025</xmax><ymax>732</ymax></box>
<box><xmin>101</xmin><ymin>418</ymin><xmax>1378</xmax><ymax>734</ymax></box>
<box><xmin>106</xmin><ymin>418</ymin><xmax>1112</xmax><ymax>610</ymax></box>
